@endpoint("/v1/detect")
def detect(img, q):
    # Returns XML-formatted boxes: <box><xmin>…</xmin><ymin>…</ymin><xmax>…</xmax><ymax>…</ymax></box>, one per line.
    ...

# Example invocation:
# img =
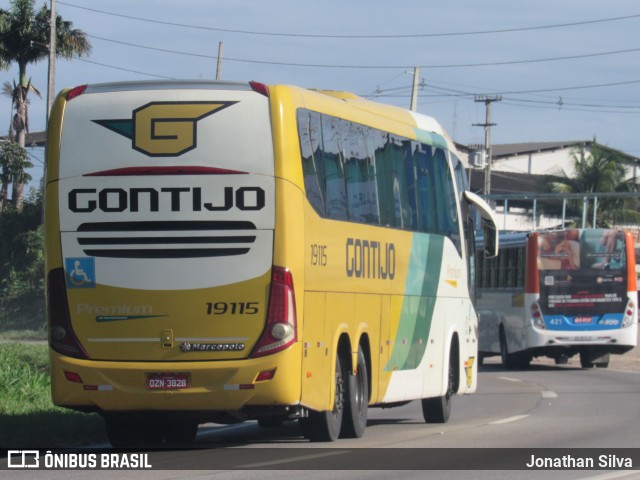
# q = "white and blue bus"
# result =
<box><xmin>476</xmin><ymin>228</ymin><xmax>637</xmax><ymax>369</ymax></box>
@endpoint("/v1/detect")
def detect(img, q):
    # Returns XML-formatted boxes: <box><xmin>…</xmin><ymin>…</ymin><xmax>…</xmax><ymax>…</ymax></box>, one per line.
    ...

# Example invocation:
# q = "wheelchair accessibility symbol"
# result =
<box><xmin>65</xmin><ymin>258</ymin><xmax>96</xmax><ymax>288</ymax></box>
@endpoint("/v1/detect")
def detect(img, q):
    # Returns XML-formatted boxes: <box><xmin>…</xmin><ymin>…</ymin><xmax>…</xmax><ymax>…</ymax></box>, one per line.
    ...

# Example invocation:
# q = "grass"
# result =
<box><xmin>0</xmin><ymin>327</ymin><xmax>47</xmax><ymax>341</ymax></box>
<box><xmin>0</xmin><ymin>342</ymin><xmax>108</xmax><ymax>448</ymax></box>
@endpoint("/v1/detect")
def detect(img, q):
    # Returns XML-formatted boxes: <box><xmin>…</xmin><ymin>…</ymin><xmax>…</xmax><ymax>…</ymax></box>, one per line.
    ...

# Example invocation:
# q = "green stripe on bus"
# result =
<box><xmin>386</xmin><ymin>234</ymin><xmax>444</xmax><ymax>371</ymax></box>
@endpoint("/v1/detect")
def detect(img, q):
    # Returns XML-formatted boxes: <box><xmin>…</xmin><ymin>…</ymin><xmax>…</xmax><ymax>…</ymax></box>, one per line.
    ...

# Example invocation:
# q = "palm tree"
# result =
<box><xmin>549</xmin><ymin>140</ymin><xmax>640</xmax><ymax>226</ymax></box>
<box><xmin>0</xmin><ymin>0</ymin><xmax>91</xmax><ymax>210</ymax></box>
<box><xmin>0</xmin><ymin>141</ymin><xmax>31</xmax><ymax>213</ymax></box>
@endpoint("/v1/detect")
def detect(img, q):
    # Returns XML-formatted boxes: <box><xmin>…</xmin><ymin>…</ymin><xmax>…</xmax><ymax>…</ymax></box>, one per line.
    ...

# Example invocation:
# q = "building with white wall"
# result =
<box><xmin>457</xmin><ymin>140</ymin><xmax>640</xmax><ymax>232</ymax></box>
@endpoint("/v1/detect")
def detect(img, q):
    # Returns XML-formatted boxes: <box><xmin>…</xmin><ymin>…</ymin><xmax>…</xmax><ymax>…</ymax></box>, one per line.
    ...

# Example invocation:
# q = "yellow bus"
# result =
<box><xmin>45</xmin><ymin>80</ymin><xmax>498</xmax><ymax>446</ymax></box>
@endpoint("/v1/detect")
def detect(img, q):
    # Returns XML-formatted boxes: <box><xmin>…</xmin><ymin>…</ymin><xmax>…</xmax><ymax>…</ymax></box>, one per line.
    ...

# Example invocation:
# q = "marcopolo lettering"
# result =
<box><xmin>68</xmin><ymin>186</ymin><xmax>265</xmax><ymax>213</ymax></box>
<box><xmin>346</xmin><ymin>237</ymin><xmax>395</xmax><ymax>280</ymax></box>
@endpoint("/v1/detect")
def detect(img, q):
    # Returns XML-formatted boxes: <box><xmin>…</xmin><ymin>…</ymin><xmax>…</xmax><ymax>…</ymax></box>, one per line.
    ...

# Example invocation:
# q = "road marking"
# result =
<box><xmin>236</xmin><ymin>450</ymin><xmax>350</xmax><ymax>468</ymax></box>
<box><xmin>489</xmin><ymin>414</ymin><xmax>529</xmax><ymax>425</ymax></box>
<box><xmin>541</xmin><ymin>390</ymin><xmax>558</xmax><ymax>398</ymax></box>
<box><xmin>497</xmin><ymin>376</ymin><xmax>522</xmax><ymax>382</ymax></box>
<box><xmin>579</xmin><ymin>472</ymin><xmax>640</xmax><ymax>480</ymax></box>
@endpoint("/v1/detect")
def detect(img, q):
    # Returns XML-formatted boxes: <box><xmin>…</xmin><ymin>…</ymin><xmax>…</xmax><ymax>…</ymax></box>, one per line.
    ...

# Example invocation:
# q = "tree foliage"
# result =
<box><xmin>0</xmin><ymin>141</ymin><xmax>32</xmax><ymax>212</ymax></box>
<box><xmin>0</xmin><ymin>0</ymin><xmax>91</xmax><ymax>210</ymax></box>
<box><xmin>0</xmin><ymin>188</ymin><xmax>44</xmax><ymax>332</ymax></box>
<box><xmin>548</xmin><ymin>141</ymin><xmax>640</xmax><ymax>226</ymax></box>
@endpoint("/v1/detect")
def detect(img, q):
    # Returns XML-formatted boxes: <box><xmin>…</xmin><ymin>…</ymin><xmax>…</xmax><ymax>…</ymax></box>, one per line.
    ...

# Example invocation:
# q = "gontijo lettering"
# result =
<box><xmin>68</xmin><ymin>186</ymin><xmax>265</xmax><ymax>213</ymax></box>
<box><xmin>346</xmin><ymin>238</ymin><xmax>395</xmax><ymax>280</ymax></box>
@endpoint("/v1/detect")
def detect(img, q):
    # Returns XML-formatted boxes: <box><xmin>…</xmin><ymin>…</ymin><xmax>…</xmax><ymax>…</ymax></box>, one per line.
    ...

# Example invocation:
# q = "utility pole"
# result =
<box><xmin>46</xmin><ymin>0</ymin><xmax>56</xmax><ymax>124</ymax></box>
<box><xmin>473</xmin><ymin>95</ymin><xmax>501</xmax><ymax>195</ymax></box>
<box><xmin>409</xmin><ymin>67</ymin><xmax>419</xmax><ymax>111</ymax></box>
<box><xmin>216</xmin><ymin>42</ymin><xmax>224</xmax><ymax>80</ymax></box>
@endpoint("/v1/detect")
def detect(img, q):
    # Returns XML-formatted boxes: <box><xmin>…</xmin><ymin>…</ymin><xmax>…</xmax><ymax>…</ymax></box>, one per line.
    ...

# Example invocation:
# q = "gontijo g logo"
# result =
<box><xmin>93</xmin><ymin>101</ymin><xmax>237</xmax><ymax>157</ymax></box>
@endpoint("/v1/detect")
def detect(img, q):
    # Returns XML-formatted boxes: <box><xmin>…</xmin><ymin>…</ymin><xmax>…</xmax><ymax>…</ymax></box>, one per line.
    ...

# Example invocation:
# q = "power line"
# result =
<box><xmin>501</xmin><ymin>97</ymin><xmax>640</xmax><ymax>110</ymax></box>
<box><xmin>372</xmin><ymin>79</ymin><xmax>640</xmax><ymax>99</ymax></box>
<box><xmin>74</xmin><ymin>57</ymin><xmax>175</xmax><ymax>79</ymax></box>
<box><xmin>88</xmin><ymin>35</ymin><xmax>215</xmax><ymax>60</ymax></box>
<box><xmin>367</xmin><ymin>80</ymin><xmax>640</xmax><ymax>115</ymax></box>
<box><xmin>500</xmin><ymin>99</ymin><xmax>640</xmax><ymax>115</ymax></box>
<box><xmin>87</xmin><ymin>34</ymin><xmax>640</xmax><ymax>70</ymax></box>
<box><xmin>57</xmin><ymin>2</ymin><xmax>640</xmax><ymax>39</ymax></box>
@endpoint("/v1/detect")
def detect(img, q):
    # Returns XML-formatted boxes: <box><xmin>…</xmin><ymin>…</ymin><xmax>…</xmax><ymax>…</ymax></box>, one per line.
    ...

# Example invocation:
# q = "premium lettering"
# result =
<box><xmin>68</xmin><ymin>186</ymin><xmax>265</xmax><ymax>213</ymax></box>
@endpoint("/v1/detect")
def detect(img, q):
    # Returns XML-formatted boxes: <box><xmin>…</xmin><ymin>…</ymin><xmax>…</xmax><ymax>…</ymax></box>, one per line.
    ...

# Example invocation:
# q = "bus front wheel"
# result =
<box><xmin>422</xmin><ymin>343</ymin><xmax>456</xmax><ymax>423</ymax></box>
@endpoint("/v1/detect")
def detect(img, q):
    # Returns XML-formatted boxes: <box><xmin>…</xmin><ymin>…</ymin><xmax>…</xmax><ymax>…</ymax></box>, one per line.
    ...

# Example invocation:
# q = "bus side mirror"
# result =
<box><xmin>464</xmin><ymin>191</ymin><xmax>499</xmax><ymax>258</ymax></box>
<box><xmin>482</xmin><ymin>219</ymin><xmax>498</xmax><ymax>258</ymax></box>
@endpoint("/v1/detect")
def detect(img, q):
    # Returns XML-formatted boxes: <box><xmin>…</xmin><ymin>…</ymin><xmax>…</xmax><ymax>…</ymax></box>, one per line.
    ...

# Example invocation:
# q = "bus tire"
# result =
<box><xmin>300</xmin><ymin>354</ymin><xmax>345</xmax><ymax>442</ymax></box>
<box><xmin>341</xmin><ymin>347</ymin><xmax>368</xmax><ymax>438</ymax></box>
<box><xmin>422</xmin><ymin>394</ymin><xmax>451</xmax><ymax>424</ymax></box>
<box><xmin>580</xmin><ymin>351</ymin><xmax>595</xmax><ymax>368</ymax></box>
<box><xmin>258</xmin><ymin>416</ymin><xmax>286</xmax><ymax>428</ymax></box>
<box><xmin>104</xmin><ymin>416</ymin><xmax>161</xmax><ymax>448</ymax></box>
<box><xmin>422</xmin><ymin>343</ymin><xmax>456</xmax><ymax>424</ymax></box>
<box><xmin>499</xmin><ymin>328</ymin><xmax>516</xmax><ymax>370</ymax></box>
<box><xmin>164</xmin><ymin>421</ymin><xmax>198</xmax><ymax>446</ymax></box>
<box><xmin>580</xmin><ymin>351</ymin><xmax>610</xmax><ymax>368</ymax></box>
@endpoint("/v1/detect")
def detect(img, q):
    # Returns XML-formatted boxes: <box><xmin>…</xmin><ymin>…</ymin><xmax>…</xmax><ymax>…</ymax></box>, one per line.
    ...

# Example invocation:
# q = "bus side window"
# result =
<box><xmin>516</xmin><ymin>246</ymin><xmax>525</xmax><ymax>288</ymax></box>
<box><xmin>434</xmin><ymin>148</ymin><xmax>461</xmax><ymax>255</ymax></box>
<box><xmin>373</xmin><ymin>131</ymin><xmax>395</xmax><ymax>227</ymax></box>
<box><xmin>414</xmin><ymin>145</ymin><xmax>437</xmax><ymax>234</ymax></box>
<box><xmin>342</xmin><ymin>123</ymin><xmax>379</xmax><ymax>226</ymax></box>
<box><xmin>451</xmin><ymin>154</ymin><xmax>469</xmax><ymax>196</ymax></box>
<box><xmin>375</xmin><ymin>132</ymin><xmax>419</xmax><ymax>230</ymax></box>
<box><xmin>321</xmin><ymin>115</ymin><xmax>348</xmax><ymax>221</ymax></box>
<box><xmin>298</xmin><ymin>110</ymin><xmax>326</xmax><ymax>217</ymax></box>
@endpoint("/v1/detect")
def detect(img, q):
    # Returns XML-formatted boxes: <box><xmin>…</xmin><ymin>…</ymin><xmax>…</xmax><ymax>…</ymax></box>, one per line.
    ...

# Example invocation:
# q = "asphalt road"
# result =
<box><xmin>5</xmin><ymin>352</ymin><xmax>640</xmax><ymax>480</ymax></box>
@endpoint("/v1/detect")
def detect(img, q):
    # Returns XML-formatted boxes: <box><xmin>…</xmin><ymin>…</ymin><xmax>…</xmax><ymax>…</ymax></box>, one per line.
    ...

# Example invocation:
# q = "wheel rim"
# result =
<box><xmin>446</xmin><ymin>357</ymin><xmax>456</xmax><ymax>399</ymax></box>
<box><xmin>354</xmin><ymin>364</ymin><xmax>366</xmax><ymax>412</ymax></box>
<box><xmin>332</xmin><ymin>359</ymin><xmax>345</xmax><ymax>418</ymax></box>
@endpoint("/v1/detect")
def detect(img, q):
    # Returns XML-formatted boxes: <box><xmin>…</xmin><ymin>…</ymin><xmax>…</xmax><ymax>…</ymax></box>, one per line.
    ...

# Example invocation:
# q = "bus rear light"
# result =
<box><xmin>249</xmin><ymin>81</ymin><xmax>270</xmax><ymax>97</ymax></box>
<box><xmin>530</xmin><ymin>302</ymin><xmax>546</xmax><ymax>329</ymax></box>
<box><xmin>256</xmin><ymin>369</ymin><xmax>277</xmax><ymax>382</ymax></box>
<box><xmin>64</xmin><ymin>371</ymin><xmax>83</xmax><ymax>383</ymax></box>
<box><xmin>250</xmin><ymin>267</ymin><xmax>297</xmax><ymax>358</ymax></box>
<box><xmin>622</xmin><ymin>299</ymin><xmax>636</xmax><ymax>328</ymax></box>
<box><xmin>66</xmin><ymin>84</ymin><xmax>87</xmax><ymax>101</ymax></box>
<box><xmin>47</xmin><ymin>268</ymin><xmax>89</xmax><ymax>360</ymax></box>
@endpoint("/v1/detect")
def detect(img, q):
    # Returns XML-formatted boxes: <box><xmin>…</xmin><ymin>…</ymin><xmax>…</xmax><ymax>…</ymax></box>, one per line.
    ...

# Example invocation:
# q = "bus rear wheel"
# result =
<box><xmin>341</xmin><ymin>347</ymin><xmax>368</xmax><ymax>438</ymax></box>
<box><xmin>300</xmin><ymin>354</ymin><xmax>345</xmax><ymax>442</ymax></box>
<box><xmin>500</xmin><ymin>328</ymin><xmax>518</xmax><ymax>370</ymax></box>
<box><xmin>580</xmin><ymin>351</ymin><xmax>610</xmax><ymax>369</ymax></box>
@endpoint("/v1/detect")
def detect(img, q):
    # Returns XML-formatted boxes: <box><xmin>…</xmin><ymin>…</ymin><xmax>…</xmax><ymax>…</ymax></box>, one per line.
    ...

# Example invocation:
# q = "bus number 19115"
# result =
<box><xmin>206</xmin><ymin>302</ymin><xmax>259</xmax><ymax>315</ymax></box>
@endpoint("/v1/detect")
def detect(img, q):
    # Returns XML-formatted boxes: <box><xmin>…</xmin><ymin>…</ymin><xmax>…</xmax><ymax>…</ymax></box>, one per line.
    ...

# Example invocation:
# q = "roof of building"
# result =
<box><xmin>0</xmin><ymin>131</ymin><xmax>46</xmax><ymax>147</ymax></box>
<box><xmin>459</xmin><ymin>140</ymin><xmax>639</xmax><ymax>164</ymax></box>
<box><xmin>467</xmin><ymin>168</ymin><xmax>558</xmax><ymax>197</ymax></box>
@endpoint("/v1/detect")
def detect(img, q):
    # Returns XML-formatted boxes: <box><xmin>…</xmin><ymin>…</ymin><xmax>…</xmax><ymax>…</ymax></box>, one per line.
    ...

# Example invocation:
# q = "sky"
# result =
<box><xmin>1</xmin><ymin>0</ymin><xmax>639</xmax><ymax>189</ymax></box>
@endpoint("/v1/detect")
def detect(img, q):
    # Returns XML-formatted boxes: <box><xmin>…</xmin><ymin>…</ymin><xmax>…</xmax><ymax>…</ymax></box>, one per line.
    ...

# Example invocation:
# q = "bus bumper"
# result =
<box><xmin>524</xmin><ymin>323</ymin><xmax>637</xmax><ymax>353</ymax></box>
<box><xmin>49</xmin><ymin>344</ymin><xmax>303</xmax><ymax>418</ymax></box>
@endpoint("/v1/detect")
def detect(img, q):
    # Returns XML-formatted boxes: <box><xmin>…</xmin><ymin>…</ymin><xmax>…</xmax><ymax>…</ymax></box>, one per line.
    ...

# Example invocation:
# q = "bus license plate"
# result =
<box><xmin>146</xmin><ymin>373</ymin><xmax>189</xmax><ymax>390</ymax></box>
